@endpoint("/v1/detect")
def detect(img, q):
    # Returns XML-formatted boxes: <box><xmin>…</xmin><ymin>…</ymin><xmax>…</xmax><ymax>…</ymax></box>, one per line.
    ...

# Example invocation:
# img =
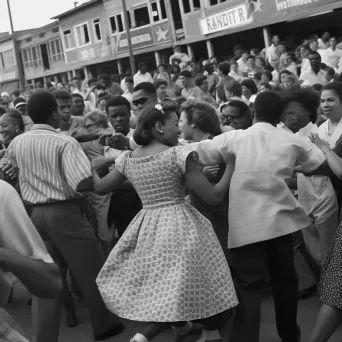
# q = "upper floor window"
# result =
<box><xmin>75</xmin><ymin>22</ymin><xmax>91</xmax><ymax>47</ymax></box>
<box><xmin>133</xmin><ymin>5</ymin><xmax>150</xmax><ymax>27</ymax></box>
<box><xmin>110</xmin><ymin>14</ymin><xmax>124</xmax><ymax>34</ymax></box>
<box><xmin>209</xmin><ymin>0</ymin><xmax>226</xmax><ymax>5</ymax></box>
<box><xmin>31</xmin><ymin>46</ymin><xmax>42</xmax><ymax>67</ymax></box>
<box><xmin>63</xmin><ymin>29</ymin><xmax>75</xmax><ymax>50</ymax></box>
<box><xmin>22</xmin><ymin>49</ymin><xmax>32</xmax><ymax>68</ymax></box>
<box><xmin>49</xmin><ymin>38</ymin><xmax>64</xmax><ymax>62</ymax></box>
<box><xmin>93</xmin><ymin>18</ymin><xmax>102</xmax><ymax>41</ymax></box>
<box><xmin>2</xmin><ymin>49</ymin><xmax>15</xmax><ymax>67</ymax></box>
<box><xmin>182</xmin><ymin>0</ymin><xmax>201</xmax><ymax>13</ymax></box>
<box><xmin>151</xmin><ymin>0</ymin><xmax>167</xmax><ymax>22</ymax></box>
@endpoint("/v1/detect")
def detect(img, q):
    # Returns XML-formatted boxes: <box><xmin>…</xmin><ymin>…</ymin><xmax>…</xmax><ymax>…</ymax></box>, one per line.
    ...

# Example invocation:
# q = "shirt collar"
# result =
<box><xmin>31</xmin><ymin>124</ymin><xmax>58</xmax><ymax>132</ymax></box>
<box><xmin>297</xmin><ymin>122</ymin><xmax>316</xmax><ymax>137</ymax></box>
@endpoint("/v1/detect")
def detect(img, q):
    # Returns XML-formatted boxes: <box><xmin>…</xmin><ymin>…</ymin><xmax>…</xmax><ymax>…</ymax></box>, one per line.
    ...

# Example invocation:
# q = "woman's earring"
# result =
<box><xmin>159</xmin><ymin>130</ymin><xmax>163</xmax><ymax>134</ymax></box>
<box><xmin>16</xmin><ymin>129</ymin><xmax>19</xmax><ymax>132</ymax></box>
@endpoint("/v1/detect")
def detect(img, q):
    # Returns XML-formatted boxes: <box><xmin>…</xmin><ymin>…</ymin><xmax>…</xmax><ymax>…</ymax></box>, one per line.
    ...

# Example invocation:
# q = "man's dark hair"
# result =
<box><xmin>98</xmin><ymin>73</ymin><xmax>111</xmax><ymax>84</ymax></box>
<box><xmin>133</xmin><ymin>82</ymin><xmax>157</xmax><ymax>95</ymax></box>
<box><xmin>53</xmin><ymin>89</ymin><xmax>71</xmax><ymax>101</ymax></box>
<box><xmin>11</xmin><ymin>89</ymin><xmax>21</xmax><ymax>97</ymax></box>
<box><xmin>282</xmin><ymin>89</ymin><xmax>319</xmax><ymax>123</ymax></box>
<box><xmin>106</xmin><ymin>95</ymin><xmax>131</xmax><ymax>113</ymax></box>
<box><xmin>27</xmin><ymin>91</ymin><xmax>58</xmax><ymax>124</ymax></box>
<box><xmin>309</xmin><ymin>51</ymin><xmax>322</xmax><ymax>60</ymax></box>
<box><xmin>254</xmin><ymin>91</ymin><xmax>285</xmax><ymax>124</ymax></box>
<box><xmin>227</xmin><ymin>100</ymin><xmax>250</xmax><ymax>117</ymax></box>
<box><xmin>218</xmin><ymin>62</ymin><xmax>230</xmax><ymax>76</ymax></box>
<box><xmin>71</xmin><ymin>76</ymin><xmax>80</xmax><ymax>81</ymax></box>
<box><xmin>71</xmin><ymin>93</ymin><xmax>84</xmax><ymax>101</ymax></box>
<box><xmin>153</xmin><ymin>79</ymin><xmax>168</xmax><ymax>90</ymax></box>
<box><xmin>262</xmin><ymin>71</ymin><xmax>273</xmax><ymax>81</ymax></box>
<box><xmin>195</xmin><ymin>75</ymin><xmax>207</xmax><ymax>87</ymax></box>
<box><xmin>246</xmin><ymin>55</ymin><xmax>255</xmax><ymax>60</ymax></box>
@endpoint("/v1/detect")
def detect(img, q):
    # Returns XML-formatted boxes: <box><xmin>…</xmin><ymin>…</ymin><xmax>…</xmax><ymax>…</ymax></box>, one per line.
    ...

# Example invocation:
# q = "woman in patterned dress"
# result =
<box><xmin>179</xmin><ymin>99</ymin><xmax>230</xmax><ymax>259</ymax></box>
<box><xmin>307</xmin><ymin>82</ymin><xmax>342</xmax><ymax>342</ymax></box>
<box><xmin>92</xmin><ymin>101</ymin><xmax>238</xmax><ymax>342</ymax></box>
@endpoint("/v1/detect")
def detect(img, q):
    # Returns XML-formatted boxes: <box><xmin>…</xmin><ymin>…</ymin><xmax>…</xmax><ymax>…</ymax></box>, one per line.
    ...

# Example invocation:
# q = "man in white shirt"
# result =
<box><xmin>133</xmin><ymin>63</ymin><xmax>153</xmax><ymax>87</ymax></box>
<box><xmin>266</xmin><ymin>35</ymin><xmax>280</xmax><ymax>63</ymax></box>
<box><xmin>325</xmin><ymin>37</ymin><xmax>342</xmax><ymax>73</ymax></box>
<box><xmin>237</xmin><ymin>50</ymin><xmax>249</xmax><ymax>73</ymax></box>
<box><xmin>189</xmin><ymin>91</ymin><xmax>325</xmax><ymax>342</ymax></box>
<box><xmin>300</xmin><ymin>52</ymin><xmax>327</xmax><ymax>87</ymax></box>
<box><xmin>0</xmin><ymin>179</ymin><xmax>62</xmax><ymax>342</ymax></box>
<box><xmin>317</xmin><ymin>31</ymin><xmax>330</xmax><ymax>50</ymax></box>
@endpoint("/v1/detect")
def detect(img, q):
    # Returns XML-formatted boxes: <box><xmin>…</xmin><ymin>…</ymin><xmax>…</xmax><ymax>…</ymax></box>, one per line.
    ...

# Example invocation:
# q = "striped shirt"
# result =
<box><xmin>7</xmin><ymin>124</ymin><xmax>91</xmax><ymax>204</ymax></box>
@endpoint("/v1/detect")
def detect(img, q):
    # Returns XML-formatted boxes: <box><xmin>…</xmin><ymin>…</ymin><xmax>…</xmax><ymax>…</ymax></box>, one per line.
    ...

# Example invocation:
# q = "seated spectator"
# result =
<box><xmin>279</xmin><ymin>70</ymin><xmax>293</xmax><ymax>87</ymax></box>
<box><xmin>285</xmin><ymin>52</ymin><xmax>299</xmax><ymax>77</ymax></box>
<box><xmin>261</xmin><ymin>70</ymin><xmax>277</xmax><ymax>87</ymax></box>
<box><xmin>241</xmin><ymin>79</ymin><xmax>258</xmax><ymax>103</ymax></box>
<box><xmin>98</xmin><ymin>93</ymin><xmax>112</xmax><ymax>112</ymax></box>
<box><xmin>324</xmin><ymin>67</ymin><xmax>335</xmax><ymax>83</ymax></box>
<box><xmin>229</xmin><ymin>60</ymin><xmax>243</xmax><ymax>81</ymax></box>
<box><xmin>179</xmin><ymin>70</ymin><xmax>204</xmax><ymax>100</ymax></box>
<box><xmin>110</xmin><ymin>82</ymin><xmax>124</xmax><ymax>96</ymax></box>
<box><xmin>216</xmin><ymin>62</ymin><xmax>235</xmax><ymax>102</ymax></box>
<box><xmin>258</xmin><ymin>82</ymin><xmax>272</xmax><ymax>93</ymax></box>
<box><xmin>133</xmin><ymin>63</ymin><xmax>153</xmax><ymax>86</ymax></box>
<box><xmin>195</xmin><ymin>75</ymin><xmax>209</xmax><ymax>94</ymax></box>
<box><xmin>283</xmin><ymin>74</ymin><xmax>299</xmax><ymax>91</ymax></box>
<box><xmin>154</xmin><ymin>79</ymin><xmax>168</xmax><ymax>102</ymax></box>
<box><xmin>122</xmin><ymin>77</ymin><xmax>134</xmax><ymax>105</ymax></box>
<box><xmin>300</xmin><ymin>51</ymin><xmax>327</xmax><ymax>86</ymax></box>
<box><xmin>157</xmin><ymin>64</ymin><xmax>170</xmax><ymax>81</ymax></box>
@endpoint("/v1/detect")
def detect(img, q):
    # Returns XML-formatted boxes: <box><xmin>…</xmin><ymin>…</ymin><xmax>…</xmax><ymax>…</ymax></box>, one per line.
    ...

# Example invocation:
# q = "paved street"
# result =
<box><xmin>7</xmin><ymin>252</ymin><xmax>342</xmax><ymax>342</ymax></box>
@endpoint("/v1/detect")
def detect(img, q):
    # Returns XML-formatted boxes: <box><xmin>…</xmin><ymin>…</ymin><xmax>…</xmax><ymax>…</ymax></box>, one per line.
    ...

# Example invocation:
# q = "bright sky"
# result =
<box><xmin>0</xmin><ymin>0</ymin><xmax>87</xmax><ymax>33</ymax></box>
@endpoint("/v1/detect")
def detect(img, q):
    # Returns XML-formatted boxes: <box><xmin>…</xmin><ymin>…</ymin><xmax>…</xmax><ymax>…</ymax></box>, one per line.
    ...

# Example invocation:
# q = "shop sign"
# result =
<box><xmin>0</xmin><ymin>70</ymin><xmax>17</xmax><ymax>82</ymax></box>
<box><xmin>199</xmin><ymin>4</ymin><xmax>252</xmax><ymax>35</ymax></box>
<box><xmin>275</xmin><ymin>0</ymin><xmax>320</xmax><ymax>11</ymax></box>
<box><xmin>112</xmin><ymin>22</ymin><xmax>171</xmax><ymax>53</ymax></box>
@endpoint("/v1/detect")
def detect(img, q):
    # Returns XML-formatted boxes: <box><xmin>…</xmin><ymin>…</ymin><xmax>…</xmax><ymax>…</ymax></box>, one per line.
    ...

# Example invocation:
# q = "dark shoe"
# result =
<box><xmin>173</xmin><ymin>323</ymin><xmax>202</xmax><ymax>342</ymax></box>
<box><xmin>66</xmin><ymin>314</ymin><xmax>78</xmax><ymax>328</ymax></box>
<box><xmin>94</xmin><ymin>321</ymin><xmax>124</xmax><ymax>341</ymax></box>
<box><xmin>298</xmin><ymin>285</ymin><xmax>317</xmax><ymax>300</ymax></box>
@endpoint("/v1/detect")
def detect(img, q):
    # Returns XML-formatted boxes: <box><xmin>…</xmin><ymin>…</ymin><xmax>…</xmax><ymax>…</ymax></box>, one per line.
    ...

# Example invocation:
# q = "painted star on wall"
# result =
<box><xmin>252</xmin><ymin>0</ymin><xmax>263</xmax><ymax>12</ymax></box>
<box><xmin>155</xmin><ymin>26</ymin><xmax>169</xmax><ymax>42</ymax></box>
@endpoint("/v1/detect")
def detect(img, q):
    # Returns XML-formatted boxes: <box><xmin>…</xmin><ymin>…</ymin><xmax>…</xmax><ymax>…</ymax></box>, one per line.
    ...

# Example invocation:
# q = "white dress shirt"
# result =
<box><xmin>324</xmin><ymin>47</ymin><xmax>342</xmax><ymax>73</ymax></box>
<box><xmin>133</xmin><ymin>71</ymin><xmax>153</xmax><ymax>86</ymax></box>
<box><xmin>318</xmin><ymin>38</ymin><xmax>330</xmax><ymax>50</ymax></box>
<box><xmin>266</xmin><ymin>44</ymin><xmax>279</xmax><ymax>63</ymax></box>
<box><xmin>189</xmin><ymin>123</ymin><xmax>325</xmax><ymax>249</ymax></box>
<box><xmin>300</xmin><ymin>68</ymin><xmax>327</xmax><ymax>86</ymax></box>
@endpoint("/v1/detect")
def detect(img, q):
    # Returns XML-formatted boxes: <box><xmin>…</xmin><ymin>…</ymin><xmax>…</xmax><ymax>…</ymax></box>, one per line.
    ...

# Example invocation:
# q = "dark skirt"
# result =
<box><xmin>318</xmin><ymin>220</ymin><xmax>342</xmax><ymax>309</ymax></box>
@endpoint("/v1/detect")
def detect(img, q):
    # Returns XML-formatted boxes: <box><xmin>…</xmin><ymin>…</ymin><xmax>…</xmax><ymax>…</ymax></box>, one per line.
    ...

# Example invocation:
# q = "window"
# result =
<box><xmin>93</xmin><ymin>18</ymin><xmax>102</xmax><ymax>41</ymax></box>
<box><xmin>2</xmin><ymin>49</ymin><xmax>15</xmax><ymax>67</ymax></box>
<box><xmin>133</xmin><ymin>6</ymin><xmax>150</xmax><ymax>27</ymax></box>
<box><xmin>151</xmin><ymin>0</ymin><xmax>167</xmax><ymax>22</ymax></box>
<box><xmin>182</xmin><ymin>0</ymin><xmax>201</xmax><ymax>13</ymax></box>
<box><xmin>75</xmin><ymin>23</ymin><xmax>90</xmax><ymax>47</ymax></box>
<box><xmin>0</xmin><ymin>53</ymin><xmax>4</xmax><ymax>69</ymax></box>
<box><xmin>63</xmin><ymin>29</ymin><xmax>75</xmax><ymax>50</ymax></box>
<box><xmin>31</xmin><ymin>46</ymin><xmax>42</xmax><ymax>67</ymax></box>
<box><xmin>22</xmin><ymin>49</ymin><xmax>31</xmax><ymax>68</ymax></box>
<box><xmin>210</xmin><ymin>0</ymin><xmax>226</xmax><ymax>5</ymax></box>
<box><xmin>48</xmin><ymin>38</ymin><xmax>64</xmax><ymax>62</ymax></box>
<box><xmin>110</xmin><ymin>14</ymin><xmax>125</xmax><ymax>34</ymax></box>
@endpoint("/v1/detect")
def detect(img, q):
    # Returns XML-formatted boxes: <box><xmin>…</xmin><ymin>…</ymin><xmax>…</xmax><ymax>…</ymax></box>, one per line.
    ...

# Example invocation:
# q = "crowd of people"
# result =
<box><xmin>2</xmin><ymin>30</ymin><xmax>342</xmax><ymax>342</ymax></box>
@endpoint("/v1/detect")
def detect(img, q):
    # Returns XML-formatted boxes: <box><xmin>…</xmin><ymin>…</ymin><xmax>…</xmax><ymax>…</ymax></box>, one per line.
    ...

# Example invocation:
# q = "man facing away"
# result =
<box><xmin>189</xmin><ymin>91</ymin><xmax>326</xmax><ymax>342</ymax></box>
<box><xmin>6</xmin><ymin>91</ymin><xmax>123</xmax><ymax>341</ymax></box>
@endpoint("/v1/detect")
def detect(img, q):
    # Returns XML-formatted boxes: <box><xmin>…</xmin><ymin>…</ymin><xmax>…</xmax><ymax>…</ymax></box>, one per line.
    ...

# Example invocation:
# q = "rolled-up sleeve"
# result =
<box><xmin>188</xmin><ymin>133</ymin><xmax>231</xmax><ymax>166</ymax></box>
<box><xmin>62</xmin><ymin>141</ymin><xmax>92</xmax><ymax>191</ymax></box>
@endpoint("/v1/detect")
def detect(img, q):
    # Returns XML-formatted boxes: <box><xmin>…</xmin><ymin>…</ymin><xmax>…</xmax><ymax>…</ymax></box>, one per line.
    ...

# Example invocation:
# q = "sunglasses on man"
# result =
<box><xmin>132</xmin><ymin>97</ymin><xmax>148</xmax><ymax>107</ymax></box>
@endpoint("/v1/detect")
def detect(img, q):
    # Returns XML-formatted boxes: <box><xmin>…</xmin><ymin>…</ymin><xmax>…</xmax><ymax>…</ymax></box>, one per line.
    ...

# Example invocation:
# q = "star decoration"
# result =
<box><xmin>155</xmin><ymin>26</ymin><xmax>169</xmax><ymax>42</ymax></box>
<box><xmin>253</xmin><ymin>0</ymin><xmax>263</xmax><ymax>12</ymax></box>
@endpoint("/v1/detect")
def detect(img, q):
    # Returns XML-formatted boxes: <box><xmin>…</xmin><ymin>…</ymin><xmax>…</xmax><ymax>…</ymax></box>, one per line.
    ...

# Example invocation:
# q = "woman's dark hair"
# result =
<box><xmin>88</xmin><ymin>78</ymin><xmax>97</xmax><ymax>87</ymax></box>
<box><xmin>27</xmin><ymin>91</ymin><xmax>58</xmax><ymax>124</ymax></box>
<box><xmin>153</xmin><ymin>79</ymin><xmax>168</xmax><ymax>90</ymax></box>
<box><xmin>133</xmin><ymin>100</ymin><xmax>178</xmax><ymax>145</ymax></box>
<box><xmin>322</xmin><ymin>82</ymin><xmax>342</xmax><ymax>101</ymax></box>
<box><xmin>283</xmin><ymin>89</ymin><xmax>319</xmax><ymax>123</ymax></box>
<box><xmin>171</xmin><ymin>65</ymin><xmax>181</xmax><ymax>75</ymax></box>
<box><xmin>279</xmin><ymin>70</ymin><xmax>292</xmax><ymax>83</ymax></box>
<box><xmin>312</xmin><ymin>83</ymin><xmax>323</xmax><ymax>92</ymax></box>
<box><xmin>106</xmin><ymin>95</ymin><xmax>131</xmax><ymax>113</ymax></box>
<box><xmin>224</xmin><ymin>81</ymin><xmax>242</xmax><ymax>97</ymax></box>
<box><xmin>181</xmin><ymin>99</ymin><xmax>221</xmax><ymax>136</ymax></box>
<box><xmin>241</xmin><ymin>79</ymin><xmax>258</xmax><ymax>95</ymax></box>
<box><xmin>194</xmin><ymin>75</ymin><xmax>207</xmax><ymax>87</ymax></box>
<box><xmin>1</xmin><ymin>112</ymin><xmax>25</xmax><ymax>132</ymax></box>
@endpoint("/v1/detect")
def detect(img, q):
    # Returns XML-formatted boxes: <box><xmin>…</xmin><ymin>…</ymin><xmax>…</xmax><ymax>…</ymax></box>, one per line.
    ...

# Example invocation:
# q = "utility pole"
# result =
<box><xmin>6</xmin><ymin>0</ymin><xmax>25</xmax><ymax>89</ymax></box>
<box><xmin>121</xmin><ymin>0</ymin><xmax>136</xmax><ymax>75</ymax></box>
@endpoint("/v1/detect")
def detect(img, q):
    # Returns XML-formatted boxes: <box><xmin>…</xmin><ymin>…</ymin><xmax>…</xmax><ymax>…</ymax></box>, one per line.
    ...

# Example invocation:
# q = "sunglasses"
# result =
<box><xmin>132</xmin><ymin>97</ymin><xmax>148</xmax><ymax>107</ymax></box>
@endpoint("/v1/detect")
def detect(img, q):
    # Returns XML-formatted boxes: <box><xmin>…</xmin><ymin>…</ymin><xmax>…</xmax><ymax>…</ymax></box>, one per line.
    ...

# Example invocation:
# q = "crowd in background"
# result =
<box><xmin>2</xmin><ymin>30</ymin><xmax>342</xmax><ymax>342</ymax></box>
